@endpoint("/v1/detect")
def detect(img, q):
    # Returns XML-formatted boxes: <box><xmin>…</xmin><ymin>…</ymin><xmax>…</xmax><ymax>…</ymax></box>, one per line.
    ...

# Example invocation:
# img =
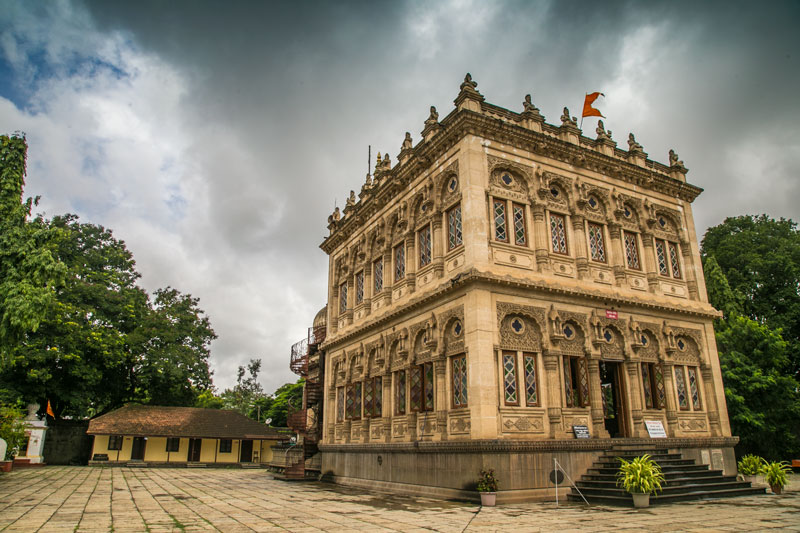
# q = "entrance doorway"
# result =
<box><xmin>599</xmin><ymin>361</ymin><xmax>628</xmax><ymax>437</ymax></box>
<box><xmin>187</xmin><ymin>438</ymin><xmax>202</xmax><ymax>462</ymax></box>
<box><xmin>240</xmin><ymin>440</ymin><xmax>253</xmax><ymax>462</ymax></box>
<box><xmin>131</xmin><ymin>437</ymin><xmax>146</xmax><ymax>460</ymax></box>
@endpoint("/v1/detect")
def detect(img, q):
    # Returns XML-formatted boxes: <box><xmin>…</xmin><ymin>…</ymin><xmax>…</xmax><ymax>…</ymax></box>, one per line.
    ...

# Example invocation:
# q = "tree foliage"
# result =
<box><xmin>221</xmin><ymin>359</ymin><xmax>265</xmax><ymax>416</ymax></box>
<box><xmin>0</xmin><ymin>402</ymin><xmax>26</xmax><ymax>460</ymax></box>
<box><xmin>0</xmin><ymin>134</ymin><xmax>216</xmax><ymax>418</ymax></box>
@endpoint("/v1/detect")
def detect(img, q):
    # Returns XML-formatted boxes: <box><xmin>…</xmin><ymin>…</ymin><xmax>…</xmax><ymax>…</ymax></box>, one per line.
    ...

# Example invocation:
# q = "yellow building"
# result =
<box><xmin>87</xmin><ymin>405</ymin><xmax>287</xmax><ymax>466</ymax></box>
<box><xmin>287</xmin><ymin>74</ymin><xmax>754</xmax><ymax>503</ymax></box>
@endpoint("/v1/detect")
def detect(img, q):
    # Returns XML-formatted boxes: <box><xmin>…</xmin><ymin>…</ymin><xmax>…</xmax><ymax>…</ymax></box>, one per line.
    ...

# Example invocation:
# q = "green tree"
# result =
<box><xmin>221</xmin><ymin>359</ymin><xmax>265</xmax><ymax>416</ymax></box>
<box><xmin>701</xmin><ymin>215</ymin><xmax>800</xmax><ymax>376</ymax></box>
<box><xmin>130</xmin><ymin>287</ymin><xmax>216</xmax><ymax>407</ymax></box>
<box><xmin>264</xmin><ymin>380</ymin><xmax>304</xmax><ymax>428</ymax></box>
<box><xmin>195</xmin><ymin>389</ymin><xmax>225</xmax><ymax>409</ymax></box>
<box><xmin>716</xmin><ymin>315</ymin><xmax>800</xmax><ymax>460</ymax></box>
<box><xmin>0</xmin><ymin>134</ymin><xmax>66</xmax><ymax>351</ymax></box>
<box><xmin>0</xmin><ymin>402</ymin><xmax>26</xmax><ymax>460</ymax></box>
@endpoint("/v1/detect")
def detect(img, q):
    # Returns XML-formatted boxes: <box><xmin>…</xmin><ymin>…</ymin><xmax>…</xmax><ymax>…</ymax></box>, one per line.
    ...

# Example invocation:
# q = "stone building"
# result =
<box><xmin>297</xmin><ymin>75</ymin><xmax>737</xmax><ymax>501</ymax></box>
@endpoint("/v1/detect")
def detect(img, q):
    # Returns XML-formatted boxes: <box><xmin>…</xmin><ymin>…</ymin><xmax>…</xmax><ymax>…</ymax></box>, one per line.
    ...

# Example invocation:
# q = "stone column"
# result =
<box><xmin>432</xmin><ymin>215</ymin><xmax>445</xmax><ymax>278</ymax></box>
<box><xmin>543</xmin><ymin>350</ymin><xmax>563</xmax><ymax>438</ymax></box>
<box><xmin>405</xmin><ymin>233</ymin><xmax>416</xmax><ymax>293</ymax></box>
<box><xmin>532</xmin><ymin>205</ymin><xmax>551</xmax><ymax>272</ymax></box>
<box><xmin>641</xmin><ymin>232</ymin><xmax>659</xmax><ymax>292</ymax></box>
<box><xmin>661</xmin><ymin>361</ymin><xmax>679</xmax><ymax>436</ymax></box>
<box><xmin>625</xmin><ymin>361</ymin><xmax>646</xmax><ymax>437</ymax></box>
<box><xmin>607</xmin><ymin>222</ymin><xmax>626</xmax><ymax>285</ymax></box>
<box><xmin>383</xmin><ymin>371</ymin><xmax>393</xmax><ymax>442</ymax></box>
<box><xmin>700</xmin><ymin>364</ymin><xmax>722</xmax><ymax>436</ymax></box>
<box><xmin>587</xmin><ymin>357</ymin><xmax>609</xmax><ymax>438</ymax></box>
<box><xmin>434</xmin><ymin>358</ymin><xmax>448</xmax><ymax>440</ymax></box>
<box><xmin>681</xmin><ymin>241</ymin><xmax>700</xmax><ymax>299</ymax></box>
<box><xmin>571</xmin><ymin>214</ymin><xmax>589</xmax><ymax>279</ymax></box>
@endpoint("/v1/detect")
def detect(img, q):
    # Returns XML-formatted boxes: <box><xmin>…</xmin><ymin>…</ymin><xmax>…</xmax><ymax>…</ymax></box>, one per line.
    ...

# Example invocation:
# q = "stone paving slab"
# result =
<box><xmin>0</xmin><ymin>467</ymin><xmax>798</xmax><ymax>532</ymax></box>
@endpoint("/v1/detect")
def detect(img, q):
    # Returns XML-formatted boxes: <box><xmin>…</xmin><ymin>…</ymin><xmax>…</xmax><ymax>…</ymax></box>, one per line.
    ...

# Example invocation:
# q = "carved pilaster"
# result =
<box><xmin>660</xmin><ymin>361</ymin><xmax>679</xmax><ymax>435</ymax></box>
<box><xmin>543</xmin><ymin>352</ymin><xmax>562</xmax><ymax>438</ymax></box>
<box><xmin>587</xmin><ymin>358</ymin><xmax>609</xmax><ymax>438</ymax></box>
<box><xmin>625</xmin><ymin>361</ymin><xmax>647</xmax><ymax>437</ymax></box>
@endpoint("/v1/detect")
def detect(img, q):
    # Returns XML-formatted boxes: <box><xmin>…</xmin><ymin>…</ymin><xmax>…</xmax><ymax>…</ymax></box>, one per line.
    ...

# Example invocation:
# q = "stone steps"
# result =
<box><xmin>568</xmin><ymin>448</ymin><xmax>766</xmax><ymax>506</ymax></box>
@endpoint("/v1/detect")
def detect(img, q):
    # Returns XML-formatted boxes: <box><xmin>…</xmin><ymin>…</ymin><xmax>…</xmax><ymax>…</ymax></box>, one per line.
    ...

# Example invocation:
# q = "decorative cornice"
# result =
<box><xmin>321</xmin><ymin>103</ymin><xmax>703</xmax><ymax>255</ymax></box>
<box><xmin>320</xmin><ymin>268</ymin><xmax>721</xmax><ymax>351</ymax></box>
<box><xmin>319</xmin><ymin>436</ymin><xmax>739</xmax><ymax>454</ymax></box>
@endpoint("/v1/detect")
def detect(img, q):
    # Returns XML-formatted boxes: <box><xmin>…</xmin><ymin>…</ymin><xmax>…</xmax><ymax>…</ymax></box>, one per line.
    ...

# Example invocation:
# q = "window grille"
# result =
<box><xmin>339</xmin><ymin>282</ymin><xmax>347</xmax><ymax>314</ymax></box>
<box><xmin>452</xmin><ymin>355</ymin><xmax>468</xmax><ymax>408</ymax></box>
<box><xmin>624</xmin><ymin>231</ymin><xmax>641</xmax><ymax>269</ymax></box>
<box><xmin>513</xmin><ymin>203</ymin><xmax>526</xmax><ymax>245</ymax></box>
<box><xmin>395</xmin><ymin>244</ymin><xmax>405</xmax><ymax>281</ymax></box>
<box><xmin>524</xmin><ymin>354</ymin><xmax>539</xmax><ymax>406</ymax></box>
<box><xmin>419</xmin><ymin>226</ymin><xmax>432</xmax><ymax>267</ymax></box>
<box><xmin>588</xmin><ymin>223</ymin><xmax>606</xmax><ymax>262</ymax></box>
<box><xmin>669</xmin><ymin>242</ymin><xmax>682</xmax><ymax>279</ymax></box>
<box><xmin>494</xmin><ymin>200</ymin><xmax>507</xmax><ymax>242</ymax></box>
<box><xmin>395</xmin><ymin>370</ymin><xmax>406</xmax><ymax>415</ymax></box>
<box><xmin>550</xmin><ymin>213</ymin><xmax>568</xmax><ymax>254</ymax></box>
<box><xmin>373</xmin><ymin>258</ymin><xmax>383</xmax><ymax>293</ymax></box>
<box><xmin>675</xmin><ymin>366</ymin><xmax>689</xmax><ymax>410</ymax></box>
<box><xmin>355</xmin><ymin>271</ymin><xmax>364</xmax><ymax>304</ymax></box>
<box><xmin>502</xmin><ymin>352</ymin><xmax>519</xmax><ymax>405</ymax></box>
<box><xmin>337</xmin><ymin>387</ymin><xmax>344</xmax><ymax>422</ymax></box>
<box><xmin>687</xmin><ymin>366</ymin><xmax>701</xmax><ymax>410</ymax></box>
<box><xmin>655</xmin><ymin>239</ymin><xmax>668</xmax><ymax>275</ymax></box>
<box><xmin>448</xmin><ymin>204</ymin><xmax>463</xmax><ymax>250</ymax></box>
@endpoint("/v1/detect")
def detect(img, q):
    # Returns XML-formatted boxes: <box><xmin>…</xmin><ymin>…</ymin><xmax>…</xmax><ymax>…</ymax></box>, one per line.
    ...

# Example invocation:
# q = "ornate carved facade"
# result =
<box><xmin>310</xmin><ymin>75</ymin><xmax>735</xmax><ymax>499</ymax></box>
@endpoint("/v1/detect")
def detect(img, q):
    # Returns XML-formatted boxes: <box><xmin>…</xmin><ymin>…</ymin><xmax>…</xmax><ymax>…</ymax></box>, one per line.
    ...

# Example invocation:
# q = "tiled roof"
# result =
<box><xmin>87</xmin><ymin>405</ymin><xmax>289</xmax><ymax>440</ymax></box>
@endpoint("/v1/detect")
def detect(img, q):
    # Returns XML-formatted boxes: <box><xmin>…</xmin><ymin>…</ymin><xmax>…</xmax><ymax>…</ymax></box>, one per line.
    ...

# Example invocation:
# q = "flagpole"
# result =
<box><xmin>579</xmin><ymin>94</ymin><xmax>586</xmax><ymax>131</ymax></box>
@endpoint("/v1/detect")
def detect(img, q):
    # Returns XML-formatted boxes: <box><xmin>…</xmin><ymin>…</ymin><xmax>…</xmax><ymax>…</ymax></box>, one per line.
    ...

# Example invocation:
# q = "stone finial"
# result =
<box><xmin>560</xmin><ymin>107</ymin><xmax>577</xmax><ymax>127</ymax></box>
<box><xmin>628</xmin><ymin>133</ymin><xmax>644</xmax><ymax>153</ymax></box>
<box><xmin>425</xmin><ymin>106</ymin><xmax>439</xmax><ymax>126</ymax></box>
<box><xmin>460</xmin><ymin>73</ymin><xmax>478</xmax><ymax>92</ymax></box>
<box><xmin>669</xmin><ymin>149</ymin><xmax>686</xmax><ymax>170</ymax></box>
<box><xmin>402</xmin><ymin>132</ymin><xmax>413</xmax><ymax>151</ymax></box>
<box><xmin>382</xmin><ymin>152</ymin><xmax>391</xmax><ymax>169</ymax></box>
<box><xmin>596</xmin><ymin>119</ymin><xmax>613</xmax><ymax>141</ymax></box>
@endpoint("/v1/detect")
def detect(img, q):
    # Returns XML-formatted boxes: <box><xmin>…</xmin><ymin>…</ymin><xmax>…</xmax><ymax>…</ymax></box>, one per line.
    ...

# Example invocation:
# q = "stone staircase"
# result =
<box><xmin>569</xmin><ymin>448</ymin><xmax>765</xmax><ymax>506</ymax></box>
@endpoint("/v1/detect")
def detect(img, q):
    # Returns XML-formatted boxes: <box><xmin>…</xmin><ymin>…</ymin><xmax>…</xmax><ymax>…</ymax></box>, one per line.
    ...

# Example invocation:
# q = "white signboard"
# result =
<box><xmin>645</xmin><ymin>420</ymin><xmax>667</xmax><ymax>438</ymax></box>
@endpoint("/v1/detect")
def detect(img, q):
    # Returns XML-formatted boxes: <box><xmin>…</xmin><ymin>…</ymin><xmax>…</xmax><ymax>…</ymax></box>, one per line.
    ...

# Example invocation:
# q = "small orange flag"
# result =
<box><xmin>46</xmin><ymin>400</ymin><xmax>55</xmax><ymax>418</ymax></box>
<box><xmin>582</xmin><ymin>92</ymin><xmax>605</xmax><ymax>118</ymax></box>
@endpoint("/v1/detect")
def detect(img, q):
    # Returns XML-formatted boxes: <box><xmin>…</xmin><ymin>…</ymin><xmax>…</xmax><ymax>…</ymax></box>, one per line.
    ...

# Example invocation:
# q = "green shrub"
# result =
<box><xmin>737</xmin><ymin>454</ymin><xmax>767</xmax><ymax>475</ymax></box>
<box><xmin>616</xmin><ymin>454</ymin><xmax>665</xmax><ymax>495</ymax></box>
<box><xmin>0</xmin><ymin>405</ymin><xmax>26</xmax><ymax>460</ymax></box>
<box><xmin>477</xmin><ymin>469</ymin><xmax>498</xmax><ymax>492</ymax></box>
<box><xmin>763</xmin><ymin>461</ymin><xmax>792</xmax><ymax>490</ymax></box>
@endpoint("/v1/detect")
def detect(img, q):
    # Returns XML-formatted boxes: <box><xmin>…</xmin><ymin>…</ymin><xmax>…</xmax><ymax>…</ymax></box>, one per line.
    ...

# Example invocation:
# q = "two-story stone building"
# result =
<box><xmin>308</xmin><ymin>75</ymin><xmax>736</xmax><ymax>501</ymax></box>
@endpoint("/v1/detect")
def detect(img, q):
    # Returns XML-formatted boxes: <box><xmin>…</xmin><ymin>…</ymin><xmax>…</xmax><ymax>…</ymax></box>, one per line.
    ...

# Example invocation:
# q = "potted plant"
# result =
<box><xmin>477</xmin><ymin>468</ymin><xmax>498</xmax><ymax>506</ymax></box>
<box><xmin>0</xmin><ymin>404</ymin><xmax>26</xmax><ymax>472</ymax></box>
<box><xmin>763</xmin><ymin>461</ymin><xmax>792</xmax><ymax>494</ymax></box>
<box><xmin>737</xmin><ymin>454</ymin><xmax>767</xmax><ymax>485</ymax></box>
<box><xmin>616</xmin><ymin>454</ymin><xmax>665</xmax><ymax>508</ymax></box>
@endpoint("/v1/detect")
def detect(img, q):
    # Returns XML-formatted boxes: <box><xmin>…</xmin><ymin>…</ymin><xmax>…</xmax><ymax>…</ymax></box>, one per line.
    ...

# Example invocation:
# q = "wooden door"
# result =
<box><xmin>187</xmin><ymin>438</ymin><xmax>202</xmax><ymax>462</ymax></box>
<box><xmin>131</xmin><ymin>437</ymin><xmax>146</xmax><ymax>460</ymax></box>
<box><xmin>240</xmin><ymin>440</ymin><xmax>253</xmax><ymax>462</ymax></box>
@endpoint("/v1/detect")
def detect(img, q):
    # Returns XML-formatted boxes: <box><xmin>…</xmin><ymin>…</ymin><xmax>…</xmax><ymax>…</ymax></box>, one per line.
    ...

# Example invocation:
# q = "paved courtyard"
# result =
<box><xmin>0</xmin><ymin>467</ymin><xmax>798</xmax><ymax>532</ymax></box>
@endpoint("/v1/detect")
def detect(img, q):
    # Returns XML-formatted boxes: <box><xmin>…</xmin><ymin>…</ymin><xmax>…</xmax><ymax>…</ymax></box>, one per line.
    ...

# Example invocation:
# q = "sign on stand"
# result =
<box><xmin>572</xmin><ymin>425</ymin><xmax>590</xmax><ymax>439</ymax></box>
<box><xmin>645</xmin><ymin>420</ymin><xmax>667</xmax><ymax>438</ymax></box>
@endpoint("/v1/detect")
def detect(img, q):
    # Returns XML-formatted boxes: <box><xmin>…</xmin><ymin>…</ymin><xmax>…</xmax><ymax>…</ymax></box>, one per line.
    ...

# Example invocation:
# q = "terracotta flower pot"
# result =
<box><xmin>631</xmin><ymin>493</ymin><xmax>650</xmax><ymax>508</ymax></box>
<box><xmin>480</xmin><ymin>492</ymin><xmax>496</xmax><ymax>507</ymax></box>
<box><xmin>770</xmin><ymin>484</ymin><xmax>782</xmax><ymax>495</ymax></box>
<box><xmin>0</xmin><ymin>461</ymin><xmax>12</xmax><ymax>473</ymax></box>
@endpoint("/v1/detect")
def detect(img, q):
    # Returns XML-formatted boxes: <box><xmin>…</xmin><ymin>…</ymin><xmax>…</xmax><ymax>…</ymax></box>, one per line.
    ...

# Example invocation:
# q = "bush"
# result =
<box><xmin>477</xmin><ymin>469</ymin><xmax>498</xmax><ymax>492</ymax></box>
<box><xmin>616</xmin><ymin>454</ymin><xmax>665</xmax><ymax>495</ymax></box>
<box><xmin>737</xmin><ymin>454</ymin><xmax>767</xmax><ymax>475</ymax></box>
<box><xmin>0</xmin><ymin>404</ymin><xmax>26</xmax><ymax>460</ymax></box>
<box><xmin>763</xmin><ymin>461</ymin><xmax>792</xmax><ymax>490</ymax></box>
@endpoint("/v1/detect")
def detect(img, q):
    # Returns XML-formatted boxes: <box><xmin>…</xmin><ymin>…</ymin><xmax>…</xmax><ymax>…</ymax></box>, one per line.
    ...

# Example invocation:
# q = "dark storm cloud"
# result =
<box><xmin>4</xmin><ymin>0</ymin><xmax>799</xmax><ymax>393</ymax></box>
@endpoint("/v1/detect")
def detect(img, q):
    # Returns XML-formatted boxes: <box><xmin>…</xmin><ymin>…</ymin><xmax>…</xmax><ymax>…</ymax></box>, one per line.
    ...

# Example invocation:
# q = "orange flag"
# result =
<box><xmin>582</xmin><ymin>92</ymin><xmax>605</xmax><ymax>118</ymax></box>
<box><xmin>46</xmin><ymin>400</ymin><xmax>55</xmax><ymax>418</ymax></box>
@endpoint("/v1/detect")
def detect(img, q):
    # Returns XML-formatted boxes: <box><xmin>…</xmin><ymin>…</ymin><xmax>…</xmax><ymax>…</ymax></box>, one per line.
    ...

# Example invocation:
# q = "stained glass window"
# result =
<box><xmin>501</xmin><ymin>173</ymin><xmax>513</xmax><ymax>186</ymax></box>
<box><xmin>339</xmin><ymin>282</ymin><xmax>347</xmax><ymax>314</ymax></box>
<box><xmin>675</xmin><ymin>367</ymin><xmax>689</xmax><ymax>410</ymax></box>
<box><xmin>588</xmin><ymin>196</ymin><xmax>598</xmax><ymax>209</ymax></box>
<box><xmin>624</xmin><ymin>231</ymin><xmax>640</xmax><ymax>270</ymax></box>
<box><xmin>564</xmin><ymin>357</ymin><xmax>575</xmax><ymax>407</ymax></box>
<box><xmin>669</xmin><ymin>242</ymin><xmax>682</xmax><ymax>279</ymax></box>
<box><xmin>337</xmin><ymin>387</ymin><xmax>344</xmax><ymax>422</ymax></box>
<box><xmin>654</xmin><ymin>364</ymin><xmax>666</xmax><ymax>409</ymax></box>
<box><xmin>410</xmin><ymin>365</ymin><xmax>422</xmax><ymax>411</ymax></box>
<box><xmin>550</xmin><ymin>213</ymin><xmax>568</xmax><ymax>254</ymax></box>
<box><xmin>373</xmin><ymin>376</ymin><xmax>382</xmax><ymax>417</ymax></box>
<box><xmin>578</xmin><ymin>358</ymin><xmax>590</xmax><ymax>407</ymax></box>
<box><xmin>524</xmin><ymin>354</ymin><xmax>538</xmax><ymax>406</ymax></box>
<box><xmin>588</xmin><ymin>223</ymin><xmax>606</xmax><ymax>262</ymax></box>
<box><xmin>687</xmin><ymin>367</ymin><xmax>701</xmax><ymax>410</ymax></box>
<box><xmin>642</xmin><ymin>363</ymin><xmax>653</xmax><ymax>409</ymax></box>
<box><xmin>423</xmin><ymin>362</ymin><xmax>434</xmax><ymax>411</ymax></box>
<box><xmin>355</xmin><ymin>271</ymin><xmax>364</xmax><ymax>304</ymax></box>
<box><xmin>655</xmin><ymin>239</ymin><xmax>668</xmax><ymax>275</ymax></box>
<box><xmin>513</xmin><ymin>203</ymin><xmax>526</xmax><ymax>246</ymax></box>
<box><xmin>452</xmin><ymin>355</ymin><xmax>468</xmax><ymax>408</ymax></box>
<box><xmin>448</xmin><ymin>177</ymin><xmax>458</xmax><ymax>192</ymax></box>
<box><xmin>354</xmin><ymin>382</ymin><xmax>362</xmax><ymax>419</ymax></box>
<box><xmin>363</xmin><ymin>378</ymin><xmax>373</xmax><ymax>417</ymax></box>
<box><xmin>564</xmin><ymin>357</ymin><xmax>588</xmax><ymax>407</ymax></box>
<box><xmin>346</xmin><ymin>384</ymin><xmax>355</xmax><ymax>419</ymax></box>
<box><xmin>395</xmin><ymin>244</ymin><xmax>405</xmax><ymax>281</ymax></box>
<box><xmin>374</xmin><ymin>259</ymin><xmax>383</xmax><ymax>293</ymax></box>
<box><xmin>448</xmin><ymin>204</ymin><xmax>463</xmax><ymax>250</ymax></box>
<box><xmin>494</xmin><ymin>200</ymin><xmax>507</xmax><ymax>242</ymax></box>
<box><xmin>395</xmin><ymin>370</ymin><xmax>406</xmax><ymax>415</ymax></box>
<box><xmin>419</xmin><ymin>225</ymin><xmax>432</xmax><ymax>267</ymax></box>
<box><xmin>502</xmin><ymin>352</ymin><xmax>519</xmax><ymax>405</ymax></box>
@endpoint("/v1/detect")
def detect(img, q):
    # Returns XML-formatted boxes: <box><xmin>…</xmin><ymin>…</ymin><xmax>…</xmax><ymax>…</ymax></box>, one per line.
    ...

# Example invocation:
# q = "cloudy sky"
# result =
<box><xmin>2</xmin><ymin>0</ymin><xmax>798</xmax><ymax>394</ymax></box>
